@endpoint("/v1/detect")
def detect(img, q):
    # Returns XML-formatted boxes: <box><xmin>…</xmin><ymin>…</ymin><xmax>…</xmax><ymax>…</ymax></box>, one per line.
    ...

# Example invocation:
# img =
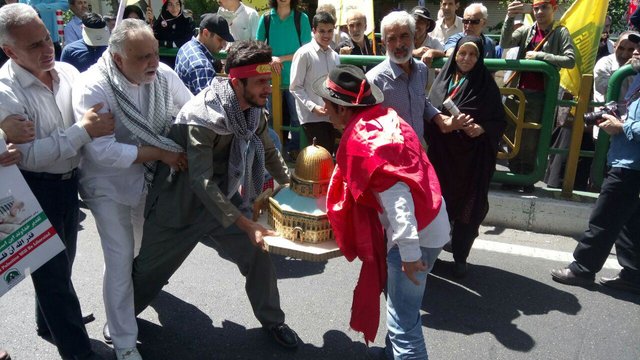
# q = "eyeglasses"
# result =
<box><xmin>462</xmin><ymin>19</ymin><xmax>481</xmax><ymax>25</ymax></box>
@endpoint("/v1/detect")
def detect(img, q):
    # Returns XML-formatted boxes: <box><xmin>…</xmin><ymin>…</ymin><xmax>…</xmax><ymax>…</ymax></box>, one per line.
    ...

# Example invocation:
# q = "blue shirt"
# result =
<box><xmin>366</xmin><ymin>58</ymin><xmax>440</xmax><ymax>139</ymax></box>
<box><xmin>608</xmin><ymin>98</ymin><xmax>640</xmax><ymax>171</ymax></box>
<box><xmin>444</xmin><ymin>32</ymin><xmax>497</xmax><ymax>59</ymax></box>
<box><xmin>30</xmin><ymin>0</ymin><xmax>69</xmax><ymax>43</ymax></box>
<box><xmin>175</xmin><ymin>37</ymin><xmax>217</xmax><ymax>95</ymax></box>
<box><xmin>60</xmin><ymin>40</ymin><xmax>107</xmax><ymax>72</ymax></box>
<box><xmin>64</xmin><ymin>16</ymin><xmax>83</xmax><ymax>46</ymax></box>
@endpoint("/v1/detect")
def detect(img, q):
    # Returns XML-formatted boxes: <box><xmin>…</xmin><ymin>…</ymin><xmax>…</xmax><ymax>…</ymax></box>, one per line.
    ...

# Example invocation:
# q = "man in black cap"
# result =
<box><xmin>410</xmin><ymin>6</ymin><xmax>444</xmax><ymax>62</ymax></box>
<box><xmin>313</xmin><ymin>64</ymin><xmax>451</xmax><ymax>359</ymax></box>
<box><xmin>175</xmin><ymin>13</ymin><xmax>234</xmax><ymax>94</ymax></box>
<box><xmin>60</xmin><ymin>12</ymin><xmax>109</xmax><ymax>72</ymax></box>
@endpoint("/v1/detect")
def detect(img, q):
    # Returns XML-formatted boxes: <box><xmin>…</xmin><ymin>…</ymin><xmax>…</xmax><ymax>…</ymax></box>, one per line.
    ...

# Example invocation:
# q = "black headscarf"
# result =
<box><xmin>425</xmin><ymin>35</ymin><xmax>506</xmax><ymax>225</ymax></box>
<box><xmin>124</xmin><ymin>4</ymin><xmax>144</xmax><ymax>20</ymax></box>
<box><xmin>429</xmin><ymin>35</ymin><xmax>504</xmax><ymax>124</ymax></box>
<box><xmin>152</xmin><ymin>0</ymin><xmax>195</xmax><ymax>48</ymax></box>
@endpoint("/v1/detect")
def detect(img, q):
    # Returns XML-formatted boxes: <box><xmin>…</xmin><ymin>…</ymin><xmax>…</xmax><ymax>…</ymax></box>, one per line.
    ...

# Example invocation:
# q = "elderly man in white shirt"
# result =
<box><xmin>217</xmin><ymin>0</ymin><xmax>259</xmax><ymax>42</ymax></box>
<box><xmin>594</xmin><ymin>31</ymin><xmax>639</xmax><ymax>113</ymax></box>
<box><xmin>0</xmin><ymin>4</ymin><xmax>114</xmax><ymax>359</ymax></box>
<box><xmin>290</xmin><ymin>11</ymin><xmax>340</xmax><ymax>154</ymax></box>
<box><xmin>72</xmin><ymin>19</ymin><xmax>192</xmax><ymax>360</ymax></box>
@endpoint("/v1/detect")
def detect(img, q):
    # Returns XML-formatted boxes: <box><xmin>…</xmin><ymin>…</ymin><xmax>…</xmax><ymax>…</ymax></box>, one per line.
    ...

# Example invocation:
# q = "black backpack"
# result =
<box><xmin>263</xmin><ymin>10</ymin><xmax>302</xmax><ymax>46</ymax></box>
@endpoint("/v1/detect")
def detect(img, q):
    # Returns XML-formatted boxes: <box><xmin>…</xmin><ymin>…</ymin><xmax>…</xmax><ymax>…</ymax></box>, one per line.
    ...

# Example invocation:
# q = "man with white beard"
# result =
<box><xmin>366</xmin><ymin>10</ymin><xmax>470</xmax><ymax>141</ymax></box>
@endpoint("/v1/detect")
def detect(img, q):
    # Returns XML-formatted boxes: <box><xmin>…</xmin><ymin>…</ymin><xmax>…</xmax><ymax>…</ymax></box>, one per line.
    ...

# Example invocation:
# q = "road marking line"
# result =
<box><xmin>475</xmin><ymin>239</ymin><xmax>622</xmax><ymax>270</ymax></box>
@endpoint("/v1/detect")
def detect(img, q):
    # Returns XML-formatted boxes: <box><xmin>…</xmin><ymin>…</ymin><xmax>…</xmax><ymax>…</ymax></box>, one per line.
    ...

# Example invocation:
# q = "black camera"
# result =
<box><xmin>584</xmin><ymin>101</ymin><xmax>618</xmax><ymax>126</ymax></box>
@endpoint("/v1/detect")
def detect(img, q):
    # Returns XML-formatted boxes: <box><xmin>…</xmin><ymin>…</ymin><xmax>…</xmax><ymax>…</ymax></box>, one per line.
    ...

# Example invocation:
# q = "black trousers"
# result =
<box><xmin>23</xmin><ymin>173</ymin><xmax>92</xmax><ymax>358</ymax></box>
<box><xmin>451</xmin><ymin>222</ymin><xmax>480</xmax><ymax>264</ymax></box>
<box><xmin>301</xmin><ymin>122</ymin><xmax>338</xmax><ymax>155</ymax></box>
<box><xmin>569</xmin><ymin>167</ymin><xmax>640</xmax><ymax>282</ymax></box>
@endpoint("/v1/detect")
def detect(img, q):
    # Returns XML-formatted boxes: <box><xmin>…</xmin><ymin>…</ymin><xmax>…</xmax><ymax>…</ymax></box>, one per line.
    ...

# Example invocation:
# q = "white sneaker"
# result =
<box><xmin>115</xmin><ymin>347</ymin><xmax>143</xmax><ymax>360</ymax></box>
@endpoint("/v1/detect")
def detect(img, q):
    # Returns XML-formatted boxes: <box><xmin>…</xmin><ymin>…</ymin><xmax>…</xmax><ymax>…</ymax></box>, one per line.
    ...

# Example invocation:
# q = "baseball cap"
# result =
<box><xmin>199</xmin><ymin>13</ymin><xmax>234</xmax><ymax>42</ymax></box>
<box><xmin>81</xmin><ymin>13</ymin><xmax>110</xmax><ymax>47</ymax></box>
<box><xmin>628</xmin><ymin>32</ymin><xmax>640</xmax><ymax>44</ymax></box>
<box><xmin>410</xmin><ymin>6</ymin><xmax>436</xmax><ymax>33</ymax></box>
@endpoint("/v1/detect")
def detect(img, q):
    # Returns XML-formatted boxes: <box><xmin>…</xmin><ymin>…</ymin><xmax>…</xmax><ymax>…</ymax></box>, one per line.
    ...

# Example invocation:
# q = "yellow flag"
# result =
<box><xmin>558</xmin><ymin>0</ymin><xmax>610</xmax><ymax>95</ymax></box>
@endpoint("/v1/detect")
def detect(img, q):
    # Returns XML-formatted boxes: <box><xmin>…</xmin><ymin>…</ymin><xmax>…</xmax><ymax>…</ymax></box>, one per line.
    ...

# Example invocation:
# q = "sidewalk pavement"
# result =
<box><xmin>485</xmin><ymin>184</ymin><xmax>597</xmax><ymax>237</ymax></box>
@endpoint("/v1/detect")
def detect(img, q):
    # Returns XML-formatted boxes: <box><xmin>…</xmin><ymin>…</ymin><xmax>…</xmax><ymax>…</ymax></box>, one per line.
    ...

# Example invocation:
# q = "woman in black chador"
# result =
<box><xmin>427</xmin><ymin>35</ymin><xmax>506</xmax><ymax>278</ymax></box>
<box><xmin>152</xmin><ymin>0</ymin><xmax>194</xmax><ymax>48</ymax></box>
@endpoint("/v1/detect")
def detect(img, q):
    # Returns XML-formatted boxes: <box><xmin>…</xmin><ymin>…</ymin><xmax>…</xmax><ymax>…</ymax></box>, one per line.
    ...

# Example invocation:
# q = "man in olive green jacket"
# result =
<box><xmin>499</xmin><ymin>0</ymin><xmax>575</xmax><ymax>192</ymax></box>
<box><xmin>131</xmin><ymin>41</ymin><xmax>300</xmax><ymax>349</ymax></box>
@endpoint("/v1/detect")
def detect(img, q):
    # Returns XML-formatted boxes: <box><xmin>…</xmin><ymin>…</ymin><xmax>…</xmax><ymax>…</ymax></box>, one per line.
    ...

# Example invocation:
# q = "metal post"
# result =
<box><xmin>561</xmin><ymin>74</ymin><xmax>593</xmax><ymax>198</ymax></box>
<box><xmin>271</xmin><ymin>72</ymin><xmax>283</xmax><ymax>145</ymax></box>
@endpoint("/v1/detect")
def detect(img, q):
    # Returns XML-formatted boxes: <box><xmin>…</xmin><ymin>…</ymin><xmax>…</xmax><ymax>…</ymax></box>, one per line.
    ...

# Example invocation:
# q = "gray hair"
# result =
<box><xmin>380</xmin><ymin>11</ymin><xmax>415</xmax><ymax>41</ymax></box>
<box><xmin>617</xmin><ymin>31</ymin><xmax>639</xmax><ymax>46</ymax></box>
<box><xmin>465</xmin><ymin>3</ymin><xmax>488</xmax><ymax>20</ymax></box>
<box><xmin>346</xmin><ymin>9</ymin><xmax>366</xmax><ymax>24</ymax></box>
<box><xmin>0</xmin><ymin>3</ymin><xmax>40</xmax><ymax>46</ymax></box>
<box><xmin>109</xmin><ymin>18</ymin><xmax>154</xmax><ymax>55</ymax></box>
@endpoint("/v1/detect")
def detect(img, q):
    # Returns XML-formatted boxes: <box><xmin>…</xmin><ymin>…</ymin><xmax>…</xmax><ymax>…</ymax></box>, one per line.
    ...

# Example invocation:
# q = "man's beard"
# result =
<box><xmin>388</xmin><ymin>45</ymin><xmax>414</xmax><ymax>64</ymax></box>
<box><xmin>243</xmin><ymin>88</ymin><xmax>267</xmax><ymax>108</ymax></box>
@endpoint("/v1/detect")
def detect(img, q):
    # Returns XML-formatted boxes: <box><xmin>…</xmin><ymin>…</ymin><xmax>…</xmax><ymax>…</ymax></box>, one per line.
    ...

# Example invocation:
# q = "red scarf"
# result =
<box><xmin>327</xmin><ymin>105</ymin><xmax>442</xmax><ymax>343</ymax></box>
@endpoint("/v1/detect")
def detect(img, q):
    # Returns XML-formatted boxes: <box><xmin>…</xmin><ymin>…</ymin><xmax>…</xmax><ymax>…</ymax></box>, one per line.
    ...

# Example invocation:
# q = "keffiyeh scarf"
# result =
<box><xmin>95</xmin><ymin>52</ymin><xmax>183</xmax><ymax>185</ymax></box>
<box><xmin>175</xmin><ymin>77</ymin><xmax>265</xmax><ymax>208</ymax></box>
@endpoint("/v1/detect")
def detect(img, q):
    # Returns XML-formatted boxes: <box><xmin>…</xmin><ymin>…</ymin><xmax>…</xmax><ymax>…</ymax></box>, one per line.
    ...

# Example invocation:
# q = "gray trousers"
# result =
<box><xmin>132</xmin><ymin>206</ymin><xmax>285</xmax><ymax>328</ymax></box>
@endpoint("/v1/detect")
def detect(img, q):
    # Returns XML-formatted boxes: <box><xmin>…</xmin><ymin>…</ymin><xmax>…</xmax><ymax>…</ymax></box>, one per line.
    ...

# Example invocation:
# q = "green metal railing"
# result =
<box><xmin>160</xmin><ymin>48</ymin><xmax>620</xmax><ymax>193</ymax></box>
<box><xmin>591</xmin><ymin>64</ymin><xmax>637</xmax><ymax>187</ymax></box>
<box><xmin>342</xmin><ymin>56</ymin><xmax>560</xmax><ymax>186</ymax></box>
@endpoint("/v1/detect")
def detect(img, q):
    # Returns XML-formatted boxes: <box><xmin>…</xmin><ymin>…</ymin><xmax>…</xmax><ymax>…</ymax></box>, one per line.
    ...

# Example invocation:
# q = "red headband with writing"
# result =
<box><xmin>533</xmin><ymin>0</ymin><xmax>557</xmax><ymax>7</ymax></box>
<box><xmin>326</xmin><ymin>78</ymin><xmax>371</xmax><ymax>105</ymax></box>
<box><xmin>228</xmin><ymin>63</ymin><xmax>272</xmax><ymax>79</ymax></box>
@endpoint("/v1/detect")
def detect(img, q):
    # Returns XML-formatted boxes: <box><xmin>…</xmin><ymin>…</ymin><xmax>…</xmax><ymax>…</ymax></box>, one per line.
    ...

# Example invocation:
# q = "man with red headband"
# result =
<box><xmin>131</xmin><ymin>40</ymin><xmax>299</xmax><ymax>349</ymax></box>
<box><xmin>313</xmin><ymin>64</ymin><xmax>451</xmax><ymax>359</ymax></box>
<box><xmin>499</xmin><ymin>0</ymin><xmax>575</xmax><ymax>193</ymax></box>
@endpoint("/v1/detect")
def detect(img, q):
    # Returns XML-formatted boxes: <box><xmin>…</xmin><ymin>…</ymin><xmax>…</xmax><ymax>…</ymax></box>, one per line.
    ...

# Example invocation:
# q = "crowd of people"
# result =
<box><xmin>0</xmin><ymin>0</ymin><xmax>639</xmax><ymax>359</ymax></box>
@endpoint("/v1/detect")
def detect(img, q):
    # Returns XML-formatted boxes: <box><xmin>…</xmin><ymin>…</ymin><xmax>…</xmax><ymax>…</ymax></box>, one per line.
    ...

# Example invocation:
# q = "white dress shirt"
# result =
<box><xmin>289</xmin><ymin>39</ymin><xmax>340</xmax><ymax>125</ymax></box>
<box><xmin>0</xmin><ymin>61</ymin><xmax>91</xmax><ymax>173</ymax></box>
<box><xmin>375</xmin><ymin>182</ymin><xmax>450</xmax><ymax>262</ymax></box>
<box><xmin>431</xmin><ymin>16</ymin><xmax>463</xmax><ymax>45</ymax></box>
<box><xmin>73</xmin><ymin>62</ymin><xmax>192</xmax><ymax>207</ymax></box>
<box><xmin>218</xmin><ymin>3</ymin><xmax>259</xmax><ymax>42</ymax></box>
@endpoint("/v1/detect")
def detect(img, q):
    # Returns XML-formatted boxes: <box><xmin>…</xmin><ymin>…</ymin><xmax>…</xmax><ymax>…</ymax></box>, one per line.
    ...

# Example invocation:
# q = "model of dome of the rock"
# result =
<box><xmin>267</xmin><ymin>142</ymin><xmax>335</xmax><ymax>243</ymax></box>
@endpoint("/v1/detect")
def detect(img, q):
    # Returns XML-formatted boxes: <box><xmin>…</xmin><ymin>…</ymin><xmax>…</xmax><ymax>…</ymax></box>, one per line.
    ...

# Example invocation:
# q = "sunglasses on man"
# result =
<box><xmin>462</xmin><ymin>19</ymin><xmax>482</xmax><ymax>25</ymax></box>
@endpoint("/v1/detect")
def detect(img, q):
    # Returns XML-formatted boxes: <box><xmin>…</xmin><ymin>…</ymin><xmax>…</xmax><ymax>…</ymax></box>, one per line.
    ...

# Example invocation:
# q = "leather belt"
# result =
<box><xmin>21</xmin><ymin>168</ymin><xmax>78</xmax><ymax>181</ymax></box>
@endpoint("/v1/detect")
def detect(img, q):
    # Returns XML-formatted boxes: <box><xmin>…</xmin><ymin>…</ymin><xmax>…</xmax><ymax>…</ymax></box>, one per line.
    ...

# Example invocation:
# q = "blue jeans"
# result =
<box><xmin>385</xmin><ymin>246</ymin><xmax>442</xmax><ymax>360</ymax></box>
<box><xmin>282</xmin><ymin>90</ymin><xmax>300</xmax><ymax>152</ymax></box>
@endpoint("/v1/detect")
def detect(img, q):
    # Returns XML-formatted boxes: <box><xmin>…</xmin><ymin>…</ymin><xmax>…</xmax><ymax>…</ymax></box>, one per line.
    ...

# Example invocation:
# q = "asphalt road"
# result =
<box><xmin>1</xmin><ymin>207</ymin><xmax>639</xmax><ymax>360</ymax></box>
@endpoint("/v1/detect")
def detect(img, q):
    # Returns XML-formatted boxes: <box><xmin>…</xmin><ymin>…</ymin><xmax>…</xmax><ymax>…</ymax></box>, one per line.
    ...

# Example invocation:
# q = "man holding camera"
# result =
<box><xmin>551</xmin><ymin>97</ymin><xmax>640</xmax><ymax>295</ymax></box>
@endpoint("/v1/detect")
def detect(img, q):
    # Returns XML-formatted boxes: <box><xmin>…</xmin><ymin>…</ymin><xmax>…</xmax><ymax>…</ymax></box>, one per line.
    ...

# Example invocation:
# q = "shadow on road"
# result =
<box><xmin>138</xmin><ymin>291</ymin><xmax>369</xmax><ymax>359</ymax></box>
<box><xmin>271</xmin><ymin>254</ymin><xmax>328</xmax><ymax>279</ymax></box>
<box><xmin>595</xmin><ymin>285</ymin><xmax>640</xmax><ymax>305</ymax></box>
<box><xmin>422</xmin><ymin>261</ymin><xmax>581</xmax><ymax>352</ymax></box>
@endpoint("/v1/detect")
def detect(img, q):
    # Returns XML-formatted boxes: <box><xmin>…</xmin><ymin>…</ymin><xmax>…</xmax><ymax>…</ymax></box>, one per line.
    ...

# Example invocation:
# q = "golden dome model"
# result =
<box><xmin>291</xmin><ymin>140</ymin><xmax>334</xmax><ymax>198</ymax></box>
<box><xmin>267</xmin><ymin>141</ymin><xmax>335</xmax><ymax>243</ymax></box>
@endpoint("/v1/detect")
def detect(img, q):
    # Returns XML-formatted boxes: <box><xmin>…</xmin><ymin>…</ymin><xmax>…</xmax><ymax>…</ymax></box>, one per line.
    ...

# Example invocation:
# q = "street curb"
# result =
<box><xmin>485</xmin><ymin>187</ymin><xmax>596</xmax><ymax>237</ymax></box>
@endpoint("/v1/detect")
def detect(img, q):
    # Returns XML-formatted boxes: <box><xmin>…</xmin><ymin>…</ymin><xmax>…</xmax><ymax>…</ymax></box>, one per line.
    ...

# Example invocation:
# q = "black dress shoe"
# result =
<box><xmin>551</xmin><ymin>268</ymin><xmax>594</xmax><ymax>286</ymax></box>
<box><xmin>37</xmin><ymin>313</ymin><xmax>95</xmax><ymax>339</ymax></box>
<box><xmin>518</xmin><ymin>185</ymin><xmax>535</xmax><ymax>193</ymax></box>
<box><xmin>453</xmin><ymin>261</ymin><xmax>467</xmax><ymax>279</ymax></box>
<box><xmin>600</xmin><ymin>275</ymin><xmax>640</xmax><ymax>295</ymax></box>
<box><xmin>266</xmin><ymin>323</ymin><xmax>299</xmax><ymax>349</ymax></box>
<box><xmin>103</xmin><ymin>322</ymin><xmax>112</xmax><ymax>344</ymax></box>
